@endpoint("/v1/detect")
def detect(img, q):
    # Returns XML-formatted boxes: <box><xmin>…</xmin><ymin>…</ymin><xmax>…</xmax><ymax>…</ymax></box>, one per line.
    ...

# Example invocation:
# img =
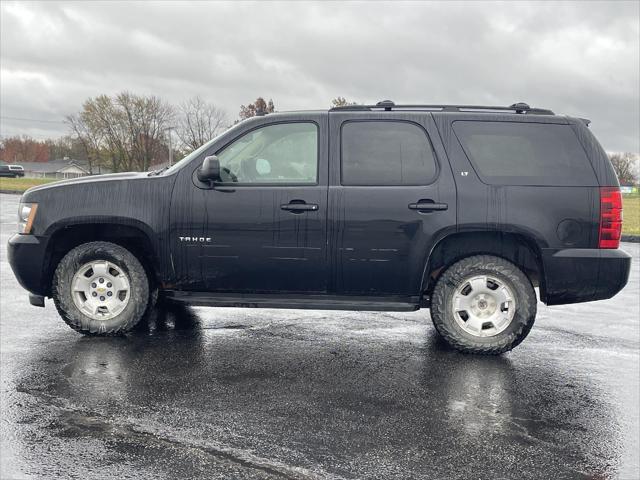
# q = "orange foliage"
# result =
<box><xmin>0</xmin><ymin>136</ymin><xmax>50</xmax><ymax>163</ymax></box>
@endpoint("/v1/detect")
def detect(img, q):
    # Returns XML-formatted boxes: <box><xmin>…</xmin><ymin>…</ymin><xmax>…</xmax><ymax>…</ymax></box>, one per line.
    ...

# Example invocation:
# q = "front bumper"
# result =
<box><xmin>7</xmin><ymin>234</ymin><xmax>49</xmax><ymax>296</ymax></box>
<box><xmin>542</xmin><ymin>247</ymin><xmax>631</xmax><ymax>305</ymax></box>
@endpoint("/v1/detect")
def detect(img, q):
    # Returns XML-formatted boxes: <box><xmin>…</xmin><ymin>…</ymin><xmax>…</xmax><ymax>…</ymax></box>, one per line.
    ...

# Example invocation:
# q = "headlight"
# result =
<box><xmin>18</xmin><ymin>202</ymin><xmax>38</xmax><ymax>234</ymax></box>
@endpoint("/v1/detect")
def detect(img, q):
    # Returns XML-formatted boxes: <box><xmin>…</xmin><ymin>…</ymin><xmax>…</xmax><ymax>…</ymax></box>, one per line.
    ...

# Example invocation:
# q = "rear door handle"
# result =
<box><xmin>408</xmin><ymin>200</ymin><xmax>448</xmax><ymax>212</ymax></box>
<box><xmin>281</xmin><ymin>202</ymin><xmax>319</xmax><ymax>213</ymax></box>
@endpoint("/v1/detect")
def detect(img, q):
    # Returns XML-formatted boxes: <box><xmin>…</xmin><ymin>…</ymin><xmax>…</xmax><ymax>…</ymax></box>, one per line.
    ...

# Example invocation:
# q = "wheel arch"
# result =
<box><xmin>420</xmin><ymin>230</ymin><xmax>546</xmax><ymax>303</ymax></box>
<box><xmin>43</xmin><ymin>218</ymin><xmax>160</xmax><ymax>296</ymax></box>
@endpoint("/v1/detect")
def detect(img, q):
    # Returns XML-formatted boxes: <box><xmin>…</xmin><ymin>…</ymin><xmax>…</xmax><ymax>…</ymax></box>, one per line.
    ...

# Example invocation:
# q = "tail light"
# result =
<box><xmin>598</xmin><ymin>187</ymin><xmax>622</xmax><ymax>249</ymax></box>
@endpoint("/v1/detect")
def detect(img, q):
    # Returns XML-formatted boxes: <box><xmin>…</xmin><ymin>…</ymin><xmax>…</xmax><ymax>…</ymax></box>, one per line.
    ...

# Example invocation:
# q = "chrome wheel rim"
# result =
<box><xmin>71</xmin><ymin>261</ymin><xmax>130</xmax><ymax>320</ymax></box>
<box><xmin>451</xmin><ymin>275</ymin><xmax>516</xmax><ymax>337</ymax></box>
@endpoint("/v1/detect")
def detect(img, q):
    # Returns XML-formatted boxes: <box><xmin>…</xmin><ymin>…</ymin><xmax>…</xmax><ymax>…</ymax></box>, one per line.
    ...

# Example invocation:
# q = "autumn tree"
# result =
<box><xmin>0</xmin><ymin>136</ymin><xmax>50</xmax><ymax>163</ymax></box>
<box><xmin>238</xmin><ymin>97</ymin><xmax>275</xmax><ymax>121</ymax></box>
<box><xmin>330</xmin><ymin>97</ymin><xmax>358</xmax><ymax>108</ymax></box>
<box><xmin>608</xmin><ymin>152</ymin><xmax>639</xmax><ymax>185</ymax></box>
<box><xmin>67</xmin><ymin>92</ymin><xmax>175</xmax><ymax>172</ymax></box>
<box><xmin>176</xmin><ymin>96</ymin><xmax>228</xmax><ymax>152</ymax></box>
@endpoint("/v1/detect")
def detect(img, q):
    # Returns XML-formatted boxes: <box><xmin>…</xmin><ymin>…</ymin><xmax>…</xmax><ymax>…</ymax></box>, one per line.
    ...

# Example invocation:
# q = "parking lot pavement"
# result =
<box><xmin>0</xmin><ymin>192</ymin><xmax>638</xmax><ymax>480</ymax></box>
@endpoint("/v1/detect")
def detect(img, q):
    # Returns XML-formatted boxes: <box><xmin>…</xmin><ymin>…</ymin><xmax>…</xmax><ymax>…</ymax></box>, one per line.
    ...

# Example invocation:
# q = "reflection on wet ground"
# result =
<box><xmin>3</xmin><ymin>297</ymin><xmax>636</xmax><ymax>479</ymax></box>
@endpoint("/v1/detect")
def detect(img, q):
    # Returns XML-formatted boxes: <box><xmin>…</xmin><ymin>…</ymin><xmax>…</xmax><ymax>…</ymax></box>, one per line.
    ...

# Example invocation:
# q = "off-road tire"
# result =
<box><xmin>52</xmin><ymin>241</ymin><xmax>149</xmax><ymax>335</ymax></box>
<box><xmin>430</xmin><ymin>255</ymin><xmax>537</xmax><ymax>355</ymax></box>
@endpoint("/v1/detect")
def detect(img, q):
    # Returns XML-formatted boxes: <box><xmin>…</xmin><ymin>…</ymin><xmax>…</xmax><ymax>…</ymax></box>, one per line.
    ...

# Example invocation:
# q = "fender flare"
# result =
<box><xmin>419</xmin><ymin>227</ymin><xmax>547</xmax><ymax>296</ymax></box>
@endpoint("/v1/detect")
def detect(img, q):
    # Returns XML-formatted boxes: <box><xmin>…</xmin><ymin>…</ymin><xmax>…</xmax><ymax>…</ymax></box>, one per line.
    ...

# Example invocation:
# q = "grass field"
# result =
<box><xmin>622</xmin><ymin>193</ymin><xmax>640</xmax><ymax>235</ymax></box>
<box><xmin>0</xmin><ymin>177</ymin><xmax>58</xmax><ymax>192</ymax></box>
<box><xmin>1</xmin><ymin>176</ymin><xmax>638</xmax><ymax>236</ymax></box>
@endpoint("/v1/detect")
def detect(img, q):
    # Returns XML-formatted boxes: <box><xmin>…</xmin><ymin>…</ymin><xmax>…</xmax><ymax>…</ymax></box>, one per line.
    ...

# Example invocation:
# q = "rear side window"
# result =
<box><xmin>341</xmin><ymin>121</ymin><xmax>437</xmax><ymax>186</ymax></box>
<box><xmin>453</xmin><ymin>121</ymin><xmax>597</xmax><ymax>186</ymax></box>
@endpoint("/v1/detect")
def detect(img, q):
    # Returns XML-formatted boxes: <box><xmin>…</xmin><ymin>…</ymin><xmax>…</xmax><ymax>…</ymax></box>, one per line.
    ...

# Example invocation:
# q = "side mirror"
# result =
<box><xmin>197</xmin><ymin>155</ymin><xmax>221</xmax><ymax>183</ymax></box>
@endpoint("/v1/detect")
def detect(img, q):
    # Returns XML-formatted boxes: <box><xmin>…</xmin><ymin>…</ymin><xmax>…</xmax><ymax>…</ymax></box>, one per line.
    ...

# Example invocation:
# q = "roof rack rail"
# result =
<box><xmin>330</xmin><ymin>100</ymin><xmax>554</xmax><ymax>115</ymax></box>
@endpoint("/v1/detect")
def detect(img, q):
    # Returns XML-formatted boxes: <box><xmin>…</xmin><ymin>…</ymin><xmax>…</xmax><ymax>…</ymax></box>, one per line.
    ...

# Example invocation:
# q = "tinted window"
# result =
<box><xmin>453</xmin><ymin>121</ymin><xmax>597</xmax><ymax>186</ymax></box>
<box><xmin>341</xmin><ymin>121</ymin><xmax>437</xmax><ymax>186</ymax></box>
<box><xmin>217</xmin><ymin>123</ymin><xmax>317</xmax><ymax>184</ymax></box>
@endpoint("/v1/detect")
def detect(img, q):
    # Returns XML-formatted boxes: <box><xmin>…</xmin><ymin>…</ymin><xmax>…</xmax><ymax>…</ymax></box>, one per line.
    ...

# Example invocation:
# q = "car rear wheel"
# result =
<box><xmin>430</xmin><ymin>255</ymin><xmax>537</xmax><ymax>354</ymax></box>
<box><xmin>52</xmin><ymin>241</ymin><xmax>149</xmax><ymax>335</ymax></box>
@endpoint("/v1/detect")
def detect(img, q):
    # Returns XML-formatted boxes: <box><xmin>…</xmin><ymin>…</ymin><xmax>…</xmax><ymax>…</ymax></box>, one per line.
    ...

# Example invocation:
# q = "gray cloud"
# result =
<box><xmin>1</xmin><ymin>0</ymin><xmax>638</xmax><ymax>152</ymax></box>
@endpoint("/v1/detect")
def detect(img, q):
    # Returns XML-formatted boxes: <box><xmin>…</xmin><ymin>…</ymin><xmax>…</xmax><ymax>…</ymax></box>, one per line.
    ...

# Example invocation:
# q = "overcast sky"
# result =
<box><xmin>1</xmin><ymin>1</ymin><xmax>638</xmax><ymax>152</ymax></box>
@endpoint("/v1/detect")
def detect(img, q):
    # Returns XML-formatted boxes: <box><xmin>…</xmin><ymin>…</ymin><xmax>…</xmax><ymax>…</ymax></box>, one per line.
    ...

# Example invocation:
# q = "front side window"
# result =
<box><xmin>341</xmin><ymin>121</ymin><xmax>437</xmax><ymax>186</ymax></box>
<box><xmin>216</xmin><ymin>122</ymin><xmax>318</xmax><ymax>184</ymax></box>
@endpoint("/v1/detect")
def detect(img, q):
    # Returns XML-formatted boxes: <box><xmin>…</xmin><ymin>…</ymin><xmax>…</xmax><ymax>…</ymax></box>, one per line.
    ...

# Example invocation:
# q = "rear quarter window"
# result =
<box><xmin>452</xmin><ymin>121</ymin><xmax>597</xmax><ymax>186</ymax></box>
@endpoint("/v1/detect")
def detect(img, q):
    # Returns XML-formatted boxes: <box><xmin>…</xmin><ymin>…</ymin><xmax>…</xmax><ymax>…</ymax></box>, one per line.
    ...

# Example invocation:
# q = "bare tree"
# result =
<box><xmin>238</xmin><ymin>97</ymin><xmax>275</xmax><ymax>121</ymax></box>
<box><xmin>66</xmin><ymin>114</ymin><xmax>104</xmax><ymax>173</ymax></box>
<box><xmin>608</xmin><ymin>152</ymin><xmax>639</xmax><ymax>185</ymax></box>
<box><xmin>176</xmin><ymin>96</ymin><xmax>228</xmax><ymax>152</ymax></box>
<box><xmin>117</xmin><ymin>92</ymin><xmax>175</xmax><ymax>171</ymax></box>
<box><xmin>45</xmin><ymin>136</ymin><xmax>88</xmax><ymax>163</ymax></box>
<box><xmin>331</xmin><ymin>97</ymin><xmax>358</xmax><ymax>108</ymax></box>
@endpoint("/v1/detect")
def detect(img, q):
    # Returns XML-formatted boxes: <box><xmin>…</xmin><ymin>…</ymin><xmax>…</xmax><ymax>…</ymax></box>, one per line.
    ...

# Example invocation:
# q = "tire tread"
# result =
<box><xmin>52</xmin><ymin>241</ymin><xmax>148</xmax><ymax>336</ymax></box>
<box><xmin>430</xmin><ymin>255</ymin><xmax>536</xmax><ymax>355</ymax></box>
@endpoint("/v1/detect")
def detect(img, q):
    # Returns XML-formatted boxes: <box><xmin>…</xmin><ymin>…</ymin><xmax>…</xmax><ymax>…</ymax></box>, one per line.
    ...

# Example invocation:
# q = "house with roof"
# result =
<box><xmin>19</xmin><ymin>158</ymin><xmax>111</xmax><ymax>179</ymax></box>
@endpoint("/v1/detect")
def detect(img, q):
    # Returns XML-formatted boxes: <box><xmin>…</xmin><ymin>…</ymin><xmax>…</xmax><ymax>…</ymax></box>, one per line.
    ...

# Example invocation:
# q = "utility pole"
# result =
<box><xmin>168</xmin><ymin>129</ymin><xmax>172</xmax><ymax>167</ymax></box>
<box><xmin>164</xmin><ymin>126</ymin><xmax>176</xmax><ymax>168</ymax></box>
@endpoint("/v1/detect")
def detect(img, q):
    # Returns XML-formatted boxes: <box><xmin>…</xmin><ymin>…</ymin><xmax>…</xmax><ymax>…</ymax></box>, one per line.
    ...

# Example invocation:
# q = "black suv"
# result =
<box><xmin>7</xmin><ymin>101</ymin><xmax>631</xmax><ymax>354</ymax></box>
<box><xmin>0</xmin><ymin>164</ymin><xmax>25</xmax><ymax>178</ymax></box>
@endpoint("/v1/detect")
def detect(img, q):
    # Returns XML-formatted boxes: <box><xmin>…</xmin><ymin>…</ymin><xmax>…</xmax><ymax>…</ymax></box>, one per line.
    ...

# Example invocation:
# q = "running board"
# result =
<box><xmin>164</xmin><ymin>291</ymin><xmax>421</xmax><ymax>312</ymax></box>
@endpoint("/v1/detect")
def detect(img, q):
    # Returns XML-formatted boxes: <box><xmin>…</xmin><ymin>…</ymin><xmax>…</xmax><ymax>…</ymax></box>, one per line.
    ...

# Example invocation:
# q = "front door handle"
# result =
<box><xmin>281</xmin><ymin>202</ymin><xmax>319</xmax><ymax>213</ymax></box>
<box><xmin>408</xmin><ymin>200</ymin><xmax>448</xmax><ymax>212</ymax></box>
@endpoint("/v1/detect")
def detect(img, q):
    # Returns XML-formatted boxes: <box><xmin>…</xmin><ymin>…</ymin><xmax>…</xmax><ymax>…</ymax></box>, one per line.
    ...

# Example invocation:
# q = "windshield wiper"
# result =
<box><xmin>149</xmin><ymin>166</ymin><xmax>169</xmax><ymax>176</ymax></box>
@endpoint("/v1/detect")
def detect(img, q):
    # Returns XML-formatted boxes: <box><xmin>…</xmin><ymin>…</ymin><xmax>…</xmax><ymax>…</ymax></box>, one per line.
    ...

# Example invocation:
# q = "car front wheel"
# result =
<box><xmin>52</xmin><ymin>241</ymin><xmax>149</xmax><ymax>335</ymax></box>
<box><xmin>430</xmin><ymin>255</ymin><xmax>537</xmax><ymax>355</ymax></box>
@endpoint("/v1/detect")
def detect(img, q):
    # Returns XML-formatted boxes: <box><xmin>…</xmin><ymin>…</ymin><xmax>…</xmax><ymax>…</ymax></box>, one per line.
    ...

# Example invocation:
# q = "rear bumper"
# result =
<box><xmin>7</xmin><ymin>233</ymin><xmax>49</xmax><ymax>296</ymax></box>
<box><xmin>542</xmin><ymin>247</ymin><xmax>631</xmax><ymax>305</ymax></box>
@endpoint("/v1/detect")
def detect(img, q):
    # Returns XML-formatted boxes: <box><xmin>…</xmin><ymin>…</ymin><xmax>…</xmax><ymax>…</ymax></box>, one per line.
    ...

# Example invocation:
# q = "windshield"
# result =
<box><xmin>160</xmin><ymin>137</ymin><xmax>216</xmax><ymax>176</ymax></box>
<box><xmin>160</xmin><ymin>122</ymin><xmax>244</xmax><ymax>176</ymax></box>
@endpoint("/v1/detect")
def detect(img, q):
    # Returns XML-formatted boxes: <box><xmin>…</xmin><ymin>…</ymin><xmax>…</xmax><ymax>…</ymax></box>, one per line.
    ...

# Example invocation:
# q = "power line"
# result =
<box><xmin>0</xmin><ymin>116</ymin><xmax>67</xmax><ymax>124</ymax></box>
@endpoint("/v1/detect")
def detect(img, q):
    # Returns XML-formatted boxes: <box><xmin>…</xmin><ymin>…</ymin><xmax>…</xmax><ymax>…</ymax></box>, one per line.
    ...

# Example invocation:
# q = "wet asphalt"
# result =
<box><xmin>0</xmin><ymin>192</ymin><xmax>638</xmax><ymax>480</ymax></box>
